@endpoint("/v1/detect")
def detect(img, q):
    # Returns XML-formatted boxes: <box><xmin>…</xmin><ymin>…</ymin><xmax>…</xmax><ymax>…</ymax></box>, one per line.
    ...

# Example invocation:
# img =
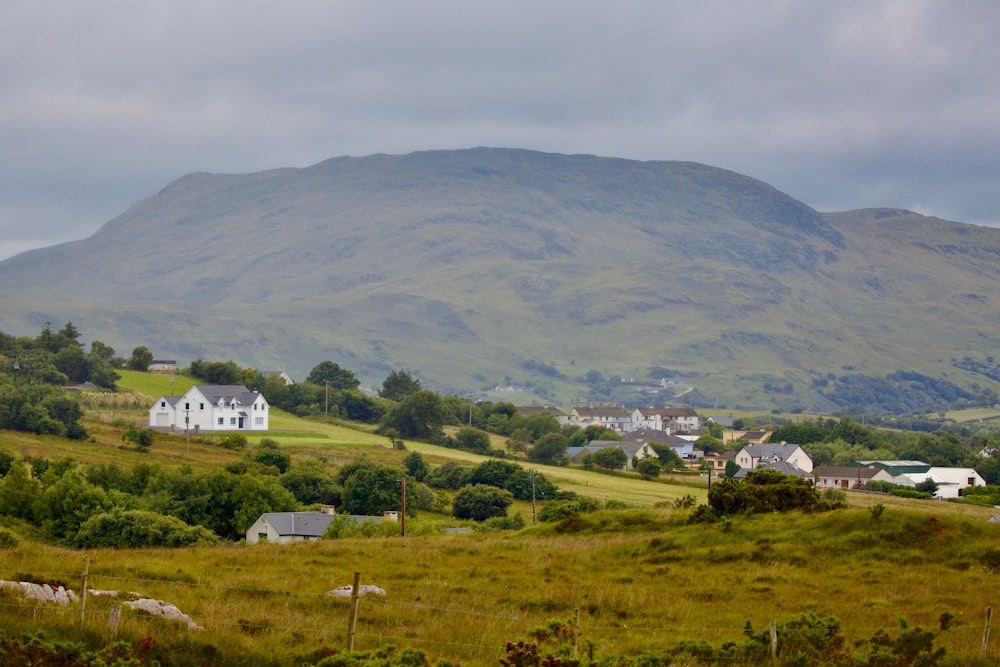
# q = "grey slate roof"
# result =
<box><xmin>198</xmin><ymin>385</ymin><xmax>262</xmax><ymax>407</ymax></box>
<box><xmin>261</xmin><ymin>512</ymin><xmax>335</xmax><ymax>537</ymax></box>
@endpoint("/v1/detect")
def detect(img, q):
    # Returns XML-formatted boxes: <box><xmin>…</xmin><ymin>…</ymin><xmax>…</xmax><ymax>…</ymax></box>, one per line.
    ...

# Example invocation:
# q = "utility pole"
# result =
<box><xmin>325</xmin><ymin>381</ymin><xmax>329</xmax><ymax>415</ymax></box>
<box><xmin>530</xmin><ymin>469</ymin><xmax>538</xmax><ymax>523</ymax></box>
<box><xmin>400</xmin><ymin>478</ymin><xmax>406</xmax><ymax>537</ymax></box>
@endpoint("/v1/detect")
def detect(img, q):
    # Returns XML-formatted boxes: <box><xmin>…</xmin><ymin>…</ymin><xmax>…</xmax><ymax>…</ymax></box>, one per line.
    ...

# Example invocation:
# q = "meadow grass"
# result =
<box><xmin>2</xmin><ymin>505</ymin><xmax>999</xmax><ymax>665</ymax></box>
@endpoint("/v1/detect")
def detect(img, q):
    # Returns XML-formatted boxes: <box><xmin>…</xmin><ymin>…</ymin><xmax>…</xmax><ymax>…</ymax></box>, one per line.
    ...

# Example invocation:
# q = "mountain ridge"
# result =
<box><xmin>0</xmin><ymin>148</ymin><xmax>997</xmax><ymax>412</ymax></box>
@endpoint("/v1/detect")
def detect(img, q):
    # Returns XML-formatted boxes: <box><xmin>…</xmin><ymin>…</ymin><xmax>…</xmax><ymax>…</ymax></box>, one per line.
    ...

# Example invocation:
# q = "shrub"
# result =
<box><xmin>452</xmin><ymin>484</ymin><xmax>514</xmax><ymax>521</ymax></box>
<box><xmin>73</xmin><ymin>508</ymin><xmax>219</xmax><ymax>548</ymax></box>
<box><xmin>0</xmin><ymin>527</ymin><xmax>19</xmax><ymax>549</ymax></box>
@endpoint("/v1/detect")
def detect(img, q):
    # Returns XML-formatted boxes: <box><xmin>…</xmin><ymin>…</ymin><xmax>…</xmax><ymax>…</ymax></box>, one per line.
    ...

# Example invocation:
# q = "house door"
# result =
<box><xmin>238</xmin><ymin>417</ymin><xmax>245</xmax><ymax>429</ymax></box>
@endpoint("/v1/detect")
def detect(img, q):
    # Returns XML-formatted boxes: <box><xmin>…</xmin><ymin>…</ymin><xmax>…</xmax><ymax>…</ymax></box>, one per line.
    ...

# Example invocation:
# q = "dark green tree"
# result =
<box><xmin>379</xmin><ymin>369</ymin><xmax>421</xmax><ymax>402</ymax></box>
<box><xmin>127</xmin><ymin>346</ymin><xmax>154</xmax><ymax>371</ymax></box>
<box><xmin>424</xmin><ymin>461</ymin><xmax>470</xmax><ymax>489</ymax></box>
<box><xmin>380</xmin><ymin>390</ymin><xmax>446</xmax><ymax>439</ymax></box>
<box><xmin>305</xmin><ymin>361</ymin><xmax>361</xmax><ymax>390</ymax></box>
<box><xmin>635</xmin><ymin>457</ymin><xmax>662</xmax><ymax>480</ymax></box>
<box><xmin>592</xmin><ymin>446</ymin><xmax>627</xmax><ymax>470</ymax></box>
<box><xmin>341</xmin><ymin>462</ymin><xmax>416</xmax><ymax>518</ymax></box>
<box><xmin>250</xmin><ymin>439</ymin><xmax>292</xmax><ymax>473</ymax></box>
<box><xmin>452</xmin><ymin>484</ymin><xmax>514</xmax><ymax>521</ymax></box>
<box><xmin>528</xmin><ymin>432</ymin><xmax>569</xmax><ymax>465</ymax></box>
<box><xmin>280</xmin><ymin>459</ymin><xmax>340</xmax><ymax>505</ymax></box>
<box><xmin>403</xmin><ymin>451</ymin><xmax>429</xmax><ymax>482</ymax></box>
<box><xmin>455</xmin><ymin>425</ymin><xmax>492</xmax><ymax>452</ymax></box>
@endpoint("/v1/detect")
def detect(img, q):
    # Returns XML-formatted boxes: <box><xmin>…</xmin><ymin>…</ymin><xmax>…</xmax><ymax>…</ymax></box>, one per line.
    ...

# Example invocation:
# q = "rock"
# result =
<box><xmin>326</xmin><ymin>584</ymin><xmax>387</xmax><ymax>598</ymax></box>
<box><xmin>125</xmin><ymin>598</ymin><xmax>203</xmax><ymax>630</ymax></box>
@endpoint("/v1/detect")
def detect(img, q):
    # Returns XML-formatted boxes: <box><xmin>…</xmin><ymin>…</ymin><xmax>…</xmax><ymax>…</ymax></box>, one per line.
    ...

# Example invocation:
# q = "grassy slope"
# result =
<box><xmin>2</xmin><ymin>373</ymin><xmax>999</xmax><ymax>664</ymax></box>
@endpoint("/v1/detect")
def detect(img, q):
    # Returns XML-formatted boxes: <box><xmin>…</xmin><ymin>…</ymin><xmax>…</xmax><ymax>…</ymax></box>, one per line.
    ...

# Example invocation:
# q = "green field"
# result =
<box><xmin>1</xmin><ymin>375</ymin><xmax>999</xmax><ymax>665</ymax></box>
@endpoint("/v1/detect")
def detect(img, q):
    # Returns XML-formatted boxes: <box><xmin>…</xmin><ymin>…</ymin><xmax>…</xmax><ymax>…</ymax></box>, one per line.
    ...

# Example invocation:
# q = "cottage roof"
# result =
<box><xmin>194</xmin><ymin>385</ymin><xmax>263</xmax><ymax>407</ymax></box>
<box><xmin>634</xmin><ymin>407</ymin><xmax>698</xmax><ymax>418</ymax></box>
<box><xmin>813</xmin><ymin>466</ymin><xmax>884</xmax><ymax>480</ymax></box>
<box><xmin>741</xmin><ymin>443</ymin><xmax>804</xmax><ymax>459</ymax></box>
<box><xmin>260</xmin><ymin>512</ymin><xmax>335</xmax><ymax>537</ymax></box>
<box><xmin>734</xmin><ymin>461</ymin><xmax>811</xmax><ymax>478</ymax></box>
<box><xmin>627</xmin><ymin>428</ymin><xmax>687</xmax><ymax>444</ymax></box>
<box><xmin>572</xmin><ymin>406</ymin><xmax>631</xmax><ymax>418</ymax></box>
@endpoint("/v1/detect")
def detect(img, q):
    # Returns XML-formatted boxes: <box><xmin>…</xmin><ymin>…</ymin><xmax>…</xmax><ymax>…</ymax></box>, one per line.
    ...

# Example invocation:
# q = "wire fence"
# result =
<box><xmin>0</xmin><ymin>564</ymin><xmax>995</xmax><ymax>664</ymax></box>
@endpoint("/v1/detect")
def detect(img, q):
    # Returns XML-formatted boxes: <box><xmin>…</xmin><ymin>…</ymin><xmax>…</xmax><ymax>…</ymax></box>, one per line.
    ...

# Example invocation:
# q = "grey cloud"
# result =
<box><xmin>0</xmin><ymin>1</ymin><xmax>998</xmax><ymax>260</ymax></box>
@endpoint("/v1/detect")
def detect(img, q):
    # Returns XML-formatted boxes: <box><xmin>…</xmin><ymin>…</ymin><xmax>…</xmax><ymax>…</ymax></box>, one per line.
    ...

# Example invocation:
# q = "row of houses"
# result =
<box><xmin>519</xmin><ymin>405</ymin><xmax>700</xmax><ymax>435</ymax></box>
<box><xmin>709</xmin><ymin>444</ymin><xmax>986</xmax><ymax>500</ymax></box>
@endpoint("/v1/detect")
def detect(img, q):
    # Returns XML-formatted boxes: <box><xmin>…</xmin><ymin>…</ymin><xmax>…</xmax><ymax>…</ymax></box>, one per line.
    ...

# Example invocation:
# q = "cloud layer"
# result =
<box><xmin>1</xmin><ymin>1</ymin><xmax>997</xmax><ymax>260</ymax></box>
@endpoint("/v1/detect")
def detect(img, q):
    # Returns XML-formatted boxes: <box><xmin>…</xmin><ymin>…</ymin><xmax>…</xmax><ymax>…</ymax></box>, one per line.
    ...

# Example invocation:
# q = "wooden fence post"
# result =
<box><xmin>79</xmin><ymin>554</ymin><xmax>89</xmax><ymax>627</ymax></box>
<box><xmin>983</xmin><ymin>607</ymin><xmax>993</xmax><ymax>656</ymax></box>
<box><xmin>347</xmin><ymin>572</ymin><xmax>361</xmax><ymax>651</ymax></box>
<box><xmin>769</xmin><ymin>618</ymin><xmax>778</xmax><ymax>661</ymax></box>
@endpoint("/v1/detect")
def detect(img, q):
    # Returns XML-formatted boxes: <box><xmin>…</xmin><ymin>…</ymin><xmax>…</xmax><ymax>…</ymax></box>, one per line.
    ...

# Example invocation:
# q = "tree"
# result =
<box><xmin>592</xmin><ymin>446</ymin><xmax>628</xmax><ymax>470</ymax></box>
<box><xmin>424</xmin><ymin>461</ymin><xmax>470</xmax><ymax>489</ymax></box>
<box><xmin>127</xmin><ymin>346</ymin><xmax>154</xmax><ymax>371</ymax></box>
<box><xmin>379</xmin><ymin>369</ymin><xmax>421</xmax><ymax>402</ymax></box>
<box><xmin>506</xmin><ymin>428</ymin><xmax>532</xmax><ymax>455</ymax></box>
<box><xmin>455</xmin><ymin>426</ymin><xmax>491</xmax><ymax>453</ymax></box>
<box><xmin>250</xmin><ymin>439</ymin><xmax>292</xmax><ymax>473</ymax></box>
<box><xmin>306</xmin><ymin>361</ymin><xmax>360</xmax><ymax>390</ymax></box>
<box><xmin>280</xmin><ymin>459</ymin><xmax>340</xmax><ymax>505</ymax></box>
<box><xmin>341</xmin><ymin>462</ymin><xmax>416</xmax><ymax>518</ymax></box>
<box><xmin>90</xmin><ymin>340</ymin><xmax>115</xmax><ymax>363</ymax></box>
<box><xmin>452</xmin><ymin>484</ymin><xmax>514</xmax><ymax>521</ymax></box>
<box><xmin>529</xmin><ymin>432</ymin><xmax>569</xmax><ymax>465</ymax></box>
<box><xmin>635</xmin><ymin>457</ymin><xmax>662</xmax><ymax>480</ymax></box>
<box><xmin>403</xmin><ymin>451</ymin><xmax>429</xmax><ymax>482</ymax></box>
<box><xmin>122</xmin><ymin>424</ymin><xmax>155</xmax><ymax>450</ymax></box>
<box><xmin>381</xmin><ymin>390</ymin><xmax>446</xmax><ymax>439</ymax></box>
<box><xmin>73</xmin><ymin>508</ymin><xmax>219</xmax><ymax>548</ymax></box>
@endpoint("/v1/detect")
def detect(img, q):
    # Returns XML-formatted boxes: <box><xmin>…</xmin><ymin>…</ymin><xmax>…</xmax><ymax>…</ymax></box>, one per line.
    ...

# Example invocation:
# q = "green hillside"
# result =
<box><xmin>0</xmin><ymin>149</ymin><xmax>998</xmax><ymax>412</ymax></box>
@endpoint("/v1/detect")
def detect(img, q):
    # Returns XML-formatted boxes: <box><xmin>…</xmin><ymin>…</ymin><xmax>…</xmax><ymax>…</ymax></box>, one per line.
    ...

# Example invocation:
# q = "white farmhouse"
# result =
<box><xmin>148</xmin><ymin>385</ymin><xmax>269</xmax><ymax>432</ymax></box>
<box><xmin>735</xmin><ymin>443</ymin><xmax>814</xmax><ymax>474</ymax></box>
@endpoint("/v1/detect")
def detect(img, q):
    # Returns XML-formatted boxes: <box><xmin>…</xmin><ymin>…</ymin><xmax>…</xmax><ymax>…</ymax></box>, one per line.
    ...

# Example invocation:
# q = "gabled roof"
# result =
<box><xmin>571</xmin><ymin>406</ymin><xmax>631</xmax><ymax>418</ymax></box>
<box><xmin>734</xmin><ymin>461</ymin><xmax>811</xmax><ymax>478</ymax></box>
<box><xmin>741</xmin><ymin>443</ymin><xmax>804</xmax><ymax>458</ymax></box>
<box><xmin>259</xmin><ymin>512</ymin><xmax>335</xmax><ymax>537</ymax></box>
<box><xmin>191</xmin><ymin>385</ymin><xmax>264</xmax><ymax>407</ymax></box>
<box><xmin>813</xmin><ymin>466</ymin><xmax>885</xmax><ymax>480</ymax></box>
<box><xmin>633</xmin><ymin>407</ymin><xmax>698</xmax><ymax>418</ymax></box>
<box><xmin>627</xmin><ymin>428</ymin><xmax>687</xmax><ymax>444</ymax></box>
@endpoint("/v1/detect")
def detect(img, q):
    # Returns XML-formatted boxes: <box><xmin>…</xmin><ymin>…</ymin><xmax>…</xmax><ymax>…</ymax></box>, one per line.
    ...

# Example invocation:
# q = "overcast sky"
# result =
<box><xmin>1</xmin><ymin>1</ymin><xmax>998</xmax><ymax>261</ymax></box>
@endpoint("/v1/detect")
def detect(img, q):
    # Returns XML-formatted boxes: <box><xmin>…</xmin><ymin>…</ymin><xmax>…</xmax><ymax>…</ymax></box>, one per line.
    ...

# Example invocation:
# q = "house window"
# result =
<box><xmin>255</xmin><ymin>417</ymin><xmax>264</xmax><ymax>425</ymax></box>
<box><xmin>230</xmin><ymin>417</ymin><xmax>236</xmax><ymax>425</ymax></box>
<box><xmin>217</xmin><ymin>418</ymin><xmax>224</xmax><ymax>425</ymax></box>
<box><xmin>185</xmin><ymin>402</ymin><xmax>190</xmax><ymax>410</ymax></box>
<box><xmin>969</xmin><ymin>477</ymin><xmax>975</xmax><ymax>485</ymax></box>
<box><xmin>258</xmin><ymin>533</ymin><xmax>267</xmax><ymax>543</ymax></box>
<box><xmin>199</xmin><ymin>403</ymin><xmax>204</xmax><ymax>410</ymax></box>
<box><xmin>160</xmin><ymin>401</ymin><xmax>165</xmax><ymax>408</ymax></box>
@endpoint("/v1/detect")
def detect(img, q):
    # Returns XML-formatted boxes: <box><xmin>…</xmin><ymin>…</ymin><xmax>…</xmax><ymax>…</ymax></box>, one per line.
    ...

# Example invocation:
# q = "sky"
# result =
<box><xmin>1</xmin><ymin>1</ymin><xmax>998</xmax><ymax>261</ymax></box>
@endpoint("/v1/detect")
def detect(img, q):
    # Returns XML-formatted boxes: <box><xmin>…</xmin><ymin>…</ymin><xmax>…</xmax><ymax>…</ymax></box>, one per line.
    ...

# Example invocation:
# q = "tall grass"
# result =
<box><xmin>2</xmin><ymin>505</ymin><xmax>999</xmax><ymax>664</ymax></box>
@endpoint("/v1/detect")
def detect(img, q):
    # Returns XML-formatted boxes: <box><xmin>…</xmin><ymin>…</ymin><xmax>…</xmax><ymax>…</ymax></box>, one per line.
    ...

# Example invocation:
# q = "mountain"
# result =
<box><xmin>1</xmin><ymin>148</ymin><xmax>998</xmax><ymax>412</ymax></box>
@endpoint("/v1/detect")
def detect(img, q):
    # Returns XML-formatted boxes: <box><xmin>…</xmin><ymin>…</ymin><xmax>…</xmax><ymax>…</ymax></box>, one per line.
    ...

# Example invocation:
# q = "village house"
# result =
<box><xmin>515</xmin><ymin>405</ymin><xmax>570</xmax><ymax>426</ymax></box>
<box><xmin>147</xmin><ymin>360</ymin><xmax>177</xmax><ymax>373</ymax></box>
<box><xmin>735</xmin><ymin>443</ymin><xmax>813</xmax><ymax>474</ymax></box>
<box><xmin>568</xmin><ymin>405</ymin><xmax>634</xmax><ymax>434</ymax></box>
<box><xmin>813</xmin><ymin>465</ymin><xmax>896</xmax><ymax>490</ymax></box>
<box><xmin>148</xmin><ymin>384</ymin><xmax>269</xmax><ymax>432</ymax></box>
<box><xmin>630</xmin><ymin>407</ymin><xmax>701</xmax><ymax>433</ymax></box>
<box><xmin>894</xmin><ymin>467</ymin><xmax>987</xmax><ymax>499</ymax></box>
<box><xmin>566</xmin><ymin>440</ymin><xmax>658</xmax><ymax>471</ymax></box>
<box><xmin>245</xmin><ymin>511</ymin><xmax>335</xmax><ymax>544</ymax></box>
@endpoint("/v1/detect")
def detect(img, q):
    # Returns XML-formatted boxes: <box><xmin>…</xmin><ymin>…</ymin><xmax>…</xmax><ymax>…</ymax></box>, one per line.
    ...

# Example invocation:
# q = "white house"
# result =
<box><xmin>735</xmin><ymin>443</ymin><xmax>813</xmax><ymax>474</ymax></box>
<box><xmin>246</xmin><ymin>511</ymin><xmax>335</xmax><ymax>544</ymax></box>
<box><xmin>566</xmin><ymin>440</ymin><xmax>658</xmax><ymax>471</ymax></box>
<box><xmin>569</xmin><ymin>406</ymin><xmax>634</xmax><ymax>434</ymax></box>
<box><xmin>895</xmin><ymin>467</ymin><xmax>987</xmax><ymax>499</ymax></box>
<box><xmin>813</xmin><ymin>465</ymin><xmax>896</xmax><ymax>490</ymax></box>
<box><xmin>148</xmin><ymin>384</ymin><xmax>269</xmax><ymax>432</ymax></box>
<box><xmin>631</xmin><ymin>407</ymin><xmax>700</xmax><ymax>434</ymax></box>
